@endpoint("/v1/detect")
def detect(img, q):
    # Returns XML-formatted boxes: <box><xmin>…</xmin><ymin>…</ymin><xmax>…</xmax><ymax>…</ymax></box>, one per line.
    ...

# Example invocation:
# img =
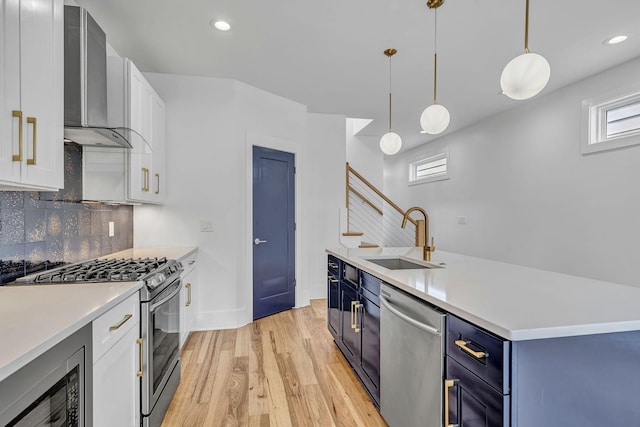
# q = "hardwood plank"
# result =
<box><xmin>162</xmin><ymin>300</ymin><xmax>387</xmax><ymax>427</ymax></box>
<box><xmin>261</xmin><ymin>331</ymin><xmax>293</xmax><ymax>427</ymax></box>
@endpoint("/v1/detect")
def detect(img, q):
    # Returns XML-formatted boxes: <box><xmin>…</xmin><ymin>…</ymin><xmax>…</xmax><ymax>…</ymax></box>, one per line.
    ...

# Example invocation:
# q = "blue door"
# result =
<box><xmin>252</xmin><ymin>146</ymin><xmax>296</xmax><ymax>319</ymax></box>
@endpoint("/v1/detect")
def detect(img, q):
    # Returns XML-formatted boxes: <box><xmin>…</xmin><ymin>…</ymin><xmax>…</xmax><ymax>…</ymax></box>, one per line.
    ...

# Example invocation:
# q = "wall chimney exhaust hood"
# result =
<box><xmin>63</xmin><ymin>6</ymin><xmax>135</xmax><ymax>149</ymax></box>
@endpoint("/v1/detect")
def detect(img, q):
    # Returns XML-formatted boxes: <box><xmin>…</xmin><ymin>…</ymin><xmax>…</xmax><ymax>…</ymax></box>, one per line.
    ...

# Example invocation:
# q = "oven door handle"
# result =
<box><xmin>149</xmin><ymin>282</ymin><xmax>183</xmax><ymax>313</ymax></box>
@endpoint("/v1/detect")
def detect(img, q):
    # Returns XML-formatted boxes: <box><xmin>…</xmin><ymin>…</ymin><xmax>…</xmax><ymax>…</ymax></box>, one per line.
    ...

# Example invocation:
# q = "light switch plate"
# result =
<box><xmin>458</xmin><ymin>216</ymin><xmax>467</xmax><ymax>225</ymax></box>
<box><xmin>108</xmin><ymin>221</ymin><xmax>115</xmax><ymax>237</ymax></box>
<box><xmin>200</xmin><ymin>221</ymin><xmax>214</xmax><ymax>232</ymax></box>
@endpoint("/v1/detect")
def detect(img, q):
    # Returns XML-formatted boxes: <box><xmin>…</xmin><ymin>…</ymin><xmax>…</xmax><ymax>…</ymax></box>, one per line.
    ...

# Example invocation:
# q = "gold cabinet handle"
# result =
<box><xmin>109</xmin><ymin>314</ymin><xmax>133</xmax><ymax>331</ymax></box>
<box><xmin>11</xmin><ymin>110</ymin><xmax>22</xmax><ymax>161</ymax></box>
<box><xmin>185</xmin><ymin>283</ymin><xmax>192</xmax><ymax>307</ymax></box>
<box><xmin>351</xmin><ymin>300</ymin><xmax>357</xmax><ymax>330</ymax></box>
<box><xmin>155</xmin><ymin>173</ymin><xmax>160</xmax><ymax>194</ymax></box>
<box><xmin>455</xmin><ymin>340</ymin><xmax>488</xmax><ymax>359</ymax></box>
<box><xmin>26</xmin><ymin>117</ymin><xmax>36</xmax><ymax>165</ymax></box>
<box><xmin>354</xmin><ymin>303</ymin><xmax>362</xmax><ymax>333</ymax></box>
<box><xmin>136</xmin><ymin>338</ymin><xmax>143</xmax><ymax>377</ymax></box>
<box><xmin>141</xmin><ymin>168</ymin><xmax>149</xmax><ymax>191</ymax></box>
<box><xmin>444</xmin><ymin>379</ymin><xmax>458</xmax><ymax>427</ymax></box>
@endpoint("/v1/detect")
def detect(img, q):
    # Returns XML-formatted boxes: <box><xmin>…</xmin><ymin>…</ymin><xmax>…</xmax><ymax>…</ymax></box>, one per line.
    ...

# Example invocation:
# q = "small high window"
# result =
<box><xmin>583</xmin><ymin>87</ymin><xmax>640</xmax><ymax>154</ymax></box>
<box><xmin>409</xmin><ymin>150</ymin><xmax>449</xmax><ymax>185</ymax></box>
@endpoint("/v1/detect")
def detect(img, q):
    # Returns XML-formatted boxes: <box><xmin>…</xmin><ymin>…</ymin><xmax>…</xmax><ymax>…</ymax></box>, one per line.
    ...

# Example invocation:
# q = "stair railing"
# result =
<box><xmin>346</xmin><ymin>163</ymin><xmax>417</xmax><ymax>247</ymax></box>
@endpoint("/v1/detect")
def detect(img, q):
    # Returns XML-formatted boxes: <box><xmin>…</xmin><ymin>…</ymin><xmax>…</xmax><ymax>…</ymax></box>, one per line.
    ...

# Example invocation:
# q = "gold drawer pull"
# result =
<box><xmin>354</xmin><ymin>303</ymin><xmax>362</xmax><ymax>333</ymax></box>
<box><xmin>141</xmin><ymin>168</ymin><xmax>149</xmax><ymax>191</ymax></box>
<box><xmin>185</xmin><ymin>283</ymin><xmax>192</xmax><ymax>307</ymax></box>
<box><xmin>155</xmin><ymin>173</ymin><xmax>160</xmax><ymax>194</ymax></box>
<box><xmin>12</xmin><ymin>110</ymin><xmax>22</xmax><ymax>161</ymax></box>
<box><xmin>455</xmin><ymin>340</ymin><xmax>488</xmax><ymax>359</ymax></box>
<box><xmin>136</xmin><ymin>338</ymin><xmax>143</xmax><ymax>377</ymax></box>
<box><xmin>109</xmin><ymin>314</ymin><xmax>133</xmax><ymax>331</ymax></box>
<box><xmin>26</xmin><ymin>116</ymin><xmax>36</xmax><ymax>165</ymax></box>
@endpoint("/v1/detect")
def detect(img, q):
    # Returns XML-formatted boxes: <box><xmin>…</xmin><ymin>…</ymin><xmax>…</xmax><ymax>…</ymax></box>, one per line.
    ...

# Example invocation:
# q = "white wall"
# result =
<box><xmin>346</xmin><ymin>119</ymin><xmax>384</xmax><ymax>189</ymax></box>
<box><xmin>134</xmin><ymin>74</ymin><xmax>345</xmax><ymax>329</ymax></box>
<box><xmin>384</xmin><ymin>58</ymin><xmax>640</xmax><ymax>287</ymax></box>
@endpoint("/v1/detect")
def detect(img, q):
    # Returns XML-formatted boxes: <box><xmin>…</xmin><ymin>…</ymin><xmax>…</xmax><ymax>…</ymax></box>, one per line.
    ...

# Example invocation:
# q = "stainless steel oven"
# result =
<box><xmin>0</xmin><ymin>324</ymin><xmax>91</xmax><ymax>427</ymax></box>
<box><xmin>140</xmin><ymin>269</ymin><xmax>183</xmax><ymax>427</ymax></box>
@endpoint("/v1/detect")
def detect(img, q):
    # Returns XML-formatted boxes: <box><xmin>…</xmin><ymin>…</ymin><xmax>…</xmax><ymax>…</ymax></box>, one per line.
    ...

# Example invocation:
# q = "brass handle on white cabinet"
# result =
<box><xmin>155</xmin><ymin>173</ymin><xmax>160</xmax><ymax>194</ymax></box>
<box><xmin>455</xmin><ymin>340</ymin><xmax>488</xmax><ymax>359</ymax></box>
<box><xmin>12</xmin><ymin>110</ymin><xmax>22</xmax><ymax>161</ymax></box>
<box><xmin>109</xmin><ymin>314</ymin><xmax>132</xmax><ymax>331</ymax></box>
<box><xmin>185</xmin><ymin>283</ymin><xmax>192</xmax><ymax>307</ymax></box>
<box><xmin>141</xmin><ymin>168</ymin><xmax>150</xmax><ymax>191</ymax></box>
<box><xmin>444</xmin><ymin>379</ymin><xmax>458</xmax><ymax>427</ymax></box>
<box><xmin>136</xmin><ymin>338</ymin><xmax>143</xmax><ymax>377</ymax></box>
<box><xmin>26</xmin><ymin>117</ymin><xmax>36</xmax><ymax>165</ymax></box>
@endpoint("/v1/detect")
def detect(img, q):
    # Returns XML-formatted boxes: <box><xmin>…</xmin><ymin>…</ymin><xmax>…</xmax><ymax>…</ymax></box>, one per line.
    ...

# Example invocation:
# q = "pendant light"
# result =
<box><xmin>500</xmin><ymin>0</ymin><xmax>550</xmax><ymax>100</ymax></box>
<box><xmin>379</xmin><ymin>48</ymin><xmax>402</xmax><ymax>155</ymax></box>
<box><xmin>420</xmin><ymin>0</ymin><xmax>450</xmax><ymax>135</ymax></box>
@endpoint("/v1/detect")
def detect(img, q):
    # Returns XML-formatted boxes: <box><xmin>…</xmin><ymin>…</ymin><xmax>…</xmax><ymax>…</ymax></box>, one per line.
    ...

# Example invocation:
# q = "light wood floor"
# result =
<box><xmin>161</xmin><ymin>299</ymin><xmax>387</xmax><ymax>427</ymax></box>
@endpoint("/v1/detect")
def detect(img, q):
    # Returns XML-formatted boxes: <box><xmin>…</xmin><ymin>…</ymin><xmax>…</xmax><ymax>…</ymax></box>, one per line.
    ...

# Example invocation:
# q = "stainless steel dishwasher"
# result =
<box><xmin>380</xmin><ymin>283</ymin><xmax>446</xmax><ymax>427</ymax></box>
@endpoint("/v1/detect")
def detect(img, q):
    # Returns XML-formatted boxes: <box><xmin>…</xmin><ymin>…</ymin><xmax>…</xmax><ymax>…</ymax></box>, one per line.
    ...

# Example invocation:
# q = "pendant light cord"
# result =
<box><xmin>433</xmin><ymin>8</ymin><xmax>438</xmax><ymax>105</ymax></box>
<box><xmin>524</xmin><ymin>0</ymin><xmax>530</xmax><ymax>53</ymax></box>
<box><xmin>389</xmin><ymin>54</ymin><xmax>392</xmax><ymax>130</ymax></box>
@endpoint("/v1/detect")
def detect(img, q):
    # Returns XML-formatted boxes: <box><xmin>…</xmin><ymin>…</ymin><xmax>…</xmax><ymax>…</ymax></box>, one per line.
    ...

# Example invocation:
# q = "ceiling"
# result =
<box><xmin>76</xmin><ymin>0</ymin><xmax>640</xmax><ymax>152</ymax></box>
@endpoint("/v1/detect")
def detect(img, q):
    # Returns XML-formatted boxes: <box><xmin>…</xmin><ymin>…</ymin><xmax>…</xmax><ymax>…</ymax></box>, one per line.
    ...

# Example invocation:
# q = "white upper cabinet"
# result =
<box><xmin>83</xmin><ymin>56</ymin><xmax>166</xmax><ymax>204</ymax></box>
<box><xmin>0</xmin><ymin>0</ymin><xmax>64</xmax><ymax>190</ymax></box>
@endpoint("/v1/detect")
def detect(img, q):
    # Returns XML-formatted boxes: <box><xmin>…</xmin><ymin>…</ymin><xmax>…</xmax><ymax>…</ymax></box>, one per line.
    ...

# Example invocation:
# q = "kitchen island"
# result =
<box><xmin>327</xmin><ymin>246</ymin><xmax>640</xmax><ymax>427</ymax></box>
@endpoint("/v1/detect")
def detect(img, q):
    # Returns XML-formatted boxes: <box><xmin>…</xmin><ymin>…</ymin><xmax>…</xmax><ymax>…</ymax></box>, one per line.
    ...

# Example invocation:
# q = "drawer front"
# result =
<box><xmin>328</xmin><ymin>255</ymin><xmax>340</xmax><ymax>277</ymax></box>
<box><xmin>447</xmin><ymin>314</ymin><xmax>510</xmax><ymax>394</ymax></box>
<box><xmin>360</xmin><ymin>271</ymin><xmax>381</xmax><ymax>300</ymax></box>
<box><xmin>93</xmin><ymin>292</ymin><xmax>140</xmax><ymax>363</ymax></box>
<box><xmin>181</xmin><ymin>251</ymin><xmax>198</xmax><ymax>276</ymax></box>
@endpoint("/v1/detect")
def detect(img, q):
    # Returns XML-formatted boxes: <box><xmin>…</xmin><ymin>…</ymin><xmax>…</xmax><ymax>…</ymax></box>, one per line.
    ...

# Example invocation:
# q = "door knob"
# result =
<box><xmin>254</xmin><ymin>238</ymin><xmax>267</xmax><ymax>245</ymax></box>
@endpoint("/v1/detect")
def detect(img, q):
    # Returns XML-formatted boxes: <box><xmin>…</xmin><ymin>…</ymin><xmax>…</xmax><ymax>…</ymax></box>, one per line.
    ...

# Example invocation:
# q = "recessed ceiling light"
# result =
<box><xmin>211</xmin><ymin>20</ymin><xmax>231</xmax><ymax>31</ymax></box>
<box><xmin>603</xmin><ymin>35</ymin><xmax>628</xmax><ymax>45</ymax></box>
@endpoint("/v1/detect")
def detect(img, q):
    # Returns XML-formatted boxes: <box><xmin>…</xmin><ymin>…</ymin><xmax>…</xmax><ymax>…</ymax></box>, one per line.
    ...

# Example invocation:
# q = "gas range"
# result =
<box><xmin>12</xmin><ymin>257</ymin><xmax>183</xmax><ymax>297</ymax></box>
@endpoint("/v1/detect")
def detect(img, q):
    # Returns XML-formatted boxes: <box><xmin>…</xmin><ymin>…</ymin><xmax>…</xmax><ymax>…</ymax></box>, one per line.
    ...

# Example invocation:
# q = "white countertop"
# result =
<box><xmin>104</xmin><ymin>246</ymin><xmax>197</xmax><ymax>261</ymax></box>
<box><xmin>0</xmin><ymin>246</ymin><xmax>198</xmax><ymax>383</ymax></box>
<box><xmin>0</xmin><ymin>281</ymin><xmax>141</xmax><ymax>382</ymax></box>
<box><xmin>327</xmin><ymin>247</ymin><xmax>640</xmax><ymax>341</ymax></box>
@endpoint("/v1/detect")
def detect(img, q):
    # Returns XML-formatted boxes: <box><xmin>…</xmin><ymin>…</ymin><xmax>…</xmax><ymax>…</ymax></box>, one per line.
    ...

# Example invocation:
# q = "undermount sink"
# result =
<box><xmin>364</xmin><ymin>257</ymin><xmax>441</xmax><ymax>270</ymax></box>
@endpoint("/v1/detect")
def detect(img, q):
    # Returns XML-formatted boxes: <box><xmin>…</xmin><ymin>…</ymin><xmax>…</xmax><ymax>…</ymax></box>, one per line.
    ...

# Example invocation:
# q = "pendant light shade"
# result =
<box><xmin>500</xmin><ymin>52</ymin><xmax>550</xmax><ymax>100</ymax></box>
<box><xmin>380</xmin><ymin>131</ymin><xmax>402</xmax><ymax>155</ymax></box>
<box><xmin>500</xmin><ymin>0</ymin><xmax>550</xmax><ymax>100</ymax></box>
<box><xmin>420</xmin><ymin>104</ymin><xmax>450</xmax><ymax>135</ymax></box>
<box><xmin>420</xmin><ymin>3</ymin><xmax>450</xmax><ymax>135</ymax></box>
<box><xmin>380</xmin><ymin>48</ymin><xmax>402</xmax><ymax>155</ymax></box>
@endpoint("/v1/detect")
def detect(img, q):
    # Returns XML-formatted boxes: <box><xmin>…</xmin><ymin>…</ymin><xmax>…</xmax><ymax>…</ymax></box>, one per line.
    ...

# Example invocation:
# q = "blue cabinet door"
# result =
<box><xmin>446</xmin><ymin>357</ymin><xmax>509</xmax><ymax>427</ymax></box>
<box><xmin>340</xmin><ymin>280</ymin><xmax>360</xmax><ymax>365</ymax></box>
<box><xmin>359</xmin><ymin>294</ymin><xmax>380</xmax><ymax>406</ymax></box>
<box><xmin>327</xmin><ymin>274</ymin><xmax>340</xmax><ymax>338</ymax></box>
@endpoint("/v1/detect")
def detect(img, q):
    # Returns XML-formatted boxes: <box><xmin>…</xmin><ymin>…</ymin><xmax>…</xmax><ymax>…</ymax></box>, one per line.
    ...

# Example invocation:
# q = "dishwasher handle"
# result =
<box><xmin>380</xmin><ymin>294</ymin><xmax>441</xmax><ymax>336</ymax></box>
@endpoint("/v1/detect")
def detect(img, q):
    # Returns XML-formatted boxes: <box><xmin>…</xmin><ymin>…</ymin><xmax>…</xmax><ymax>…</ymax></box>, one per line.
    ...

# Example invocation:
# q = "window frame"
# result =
<box><xmin>582</xmin><ymin>85</ymin><xmax>640</xmax><ymax>154</ymax></box>
<box><xmin>408</xmin><ymin>148</ymin><xmax>450</xmax><ymax>186</ymax></box>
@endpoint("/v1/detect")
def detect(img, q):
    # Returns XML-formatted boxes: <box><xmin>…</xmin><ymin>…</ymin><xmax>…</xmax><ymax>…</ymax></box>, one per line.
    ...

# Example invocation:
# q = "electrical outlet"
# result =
<box><xmin>458</xmin><ymin>216</ymin><xmax>467</xmax><ymax>225</ymax></box>
<box><xmin>108</xmin><ymin>221</ymin><xmax>115</xmax><ymax>237</ymax></box>
<box><xmin>200</xmin><ymin>221</ymin><xmax>214</xmax><ymax>232</ymax></box>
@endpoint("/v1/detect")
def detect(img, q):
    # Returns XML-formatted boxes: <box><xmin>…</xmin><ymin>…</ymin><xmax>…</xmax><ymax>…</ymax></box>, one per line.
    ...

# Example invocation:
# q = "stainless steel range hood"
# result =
<box><xmin>63</xmin><ymin>5</ymin><xmax>132</xmax><ymax>149</ymax></box>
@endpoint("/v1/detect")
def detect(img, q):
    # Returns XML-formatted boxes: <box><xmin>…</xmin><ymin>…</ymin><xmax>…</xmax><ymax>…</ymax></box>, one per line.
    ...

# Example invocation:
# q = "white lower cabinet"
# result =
<box><xmin>92</xmin><ymin>292</ymin><xmax>141</xmax><ymax>427</ymax></box>
<box><xmin>179</xmin><ymin>251</ymin><xmax>198</xmax><ymax>348</ymax></box>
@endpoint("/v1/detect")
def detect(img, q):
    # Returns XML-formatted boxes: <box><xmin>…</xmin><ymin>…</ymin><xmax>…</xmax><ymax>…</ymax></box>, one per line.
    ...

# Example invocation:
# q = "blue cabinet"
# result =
<box><xmin>327</xmin><ymin>257</ymin><xmax>380</xmax><ymax>407</ymax></box>
<box><xmin>327</xmin><ymin>256</ymin><xmax>341</xmax><ymax>338</ymax></box>
<box><xmin>446</xmin><ymin>314</ymin><xmax>510</xmax><ymax>426</ymax></box>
